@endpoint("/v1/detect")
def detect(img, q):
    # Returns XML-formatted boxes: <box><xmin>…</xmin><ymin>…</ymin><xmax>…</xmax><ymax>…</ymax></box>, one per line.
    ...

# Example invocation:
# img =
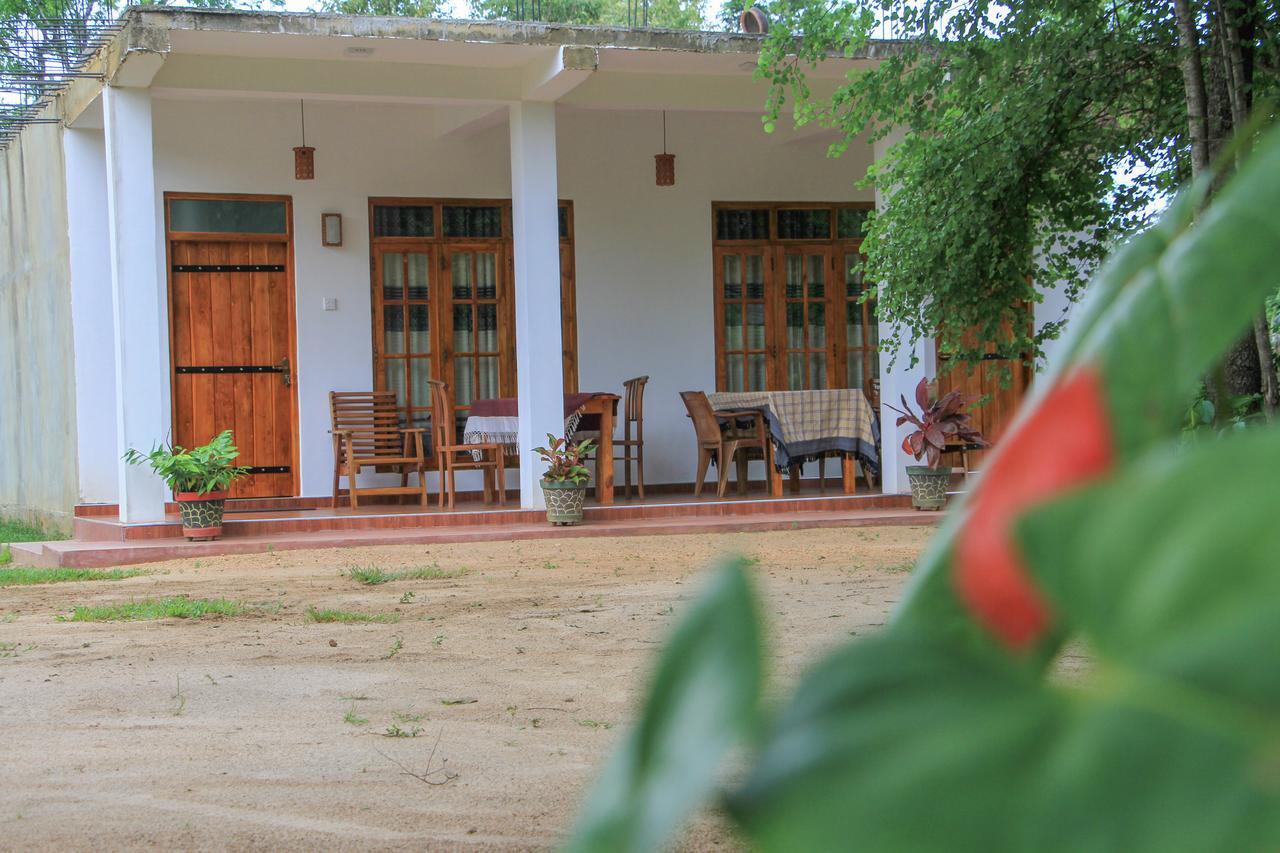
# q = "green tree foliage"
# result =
<box><xmin>319</xmin><ymin>0</ymin><xmax>441</xmax><ymax>15</ymax></box>
<box><xmin>466</xmin><ymin>0</ymin><xmax>706</xmax><ymax>29</ymax></box>
<box><xmin>752</xmin><ymin>0</ymin><xmax>1279</xmax><ymax>378</ymax></box>
<box><xmin>564</xmin><ymin>123</ymin><xmax>1280</xmax><ymax>851</ymax></box>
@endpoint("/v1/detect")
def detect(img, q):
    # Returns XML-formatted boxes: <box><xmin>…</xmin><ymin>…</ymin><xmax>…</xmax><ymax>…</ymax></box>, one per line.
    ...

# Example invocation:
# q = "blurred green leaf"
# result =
<box><xmin>563</xmin><ymin>559</ymin><xmax>763</xmax><ymax>853</ymax></box>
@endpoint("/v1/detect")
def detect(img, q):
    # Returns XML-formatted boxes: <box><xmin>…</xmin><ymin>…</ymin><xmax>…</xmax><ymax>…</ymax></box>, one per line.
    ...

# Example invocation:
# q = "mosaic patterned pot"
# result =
<box><xmin>906</xmin><ymin>466</ymin><xmax>951</xmax><ymax>511</ymax></box>
<box><xmin>541</xmin><ymin>480</ymin><xmax>587</xmax><ymax>526</ymax></box>
<box><xmin>176</xmin><ymin>490</ymin><xmax>228</xmax><ymax>541</ymax></box>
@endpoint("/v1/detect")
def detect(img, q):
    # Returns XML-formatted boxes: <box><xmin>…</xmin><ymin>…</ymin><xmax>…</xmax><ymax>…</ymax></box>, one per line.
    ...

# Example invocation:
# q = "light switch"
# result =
<box><xmin>323</xmin><ymin>297</ymin><xmax>338</xmax><ymax>311</ymax></box>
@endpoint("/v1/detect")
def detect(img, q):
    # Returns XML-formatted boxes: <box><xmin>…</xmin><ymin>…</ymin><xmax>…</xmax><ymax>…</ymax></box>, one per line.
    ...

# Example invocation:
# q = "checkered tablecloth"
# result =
<box><xmin>461</xmin><ymin>395</ymin><xmax>603</xmax><ymax>459</ymax></box>
<box><xmin>707</xmin><ymin>388</ymin><xmax>879</xmax><ymax>473</ymax></box>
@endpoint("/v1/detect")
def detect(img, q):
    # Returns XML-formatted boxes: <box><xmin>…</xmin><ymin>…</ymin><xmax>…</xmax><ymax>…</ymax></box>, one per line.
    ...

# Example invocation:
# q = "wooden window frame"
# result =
<box><xmin>368</xmin><ymin>198</ymin><xmax>578</xmax><ymax>431</ymax></box>
<box><xmin>712</xmin><ymin>201</ymin><xmax>876</xmax><ymax>393</ymax></box>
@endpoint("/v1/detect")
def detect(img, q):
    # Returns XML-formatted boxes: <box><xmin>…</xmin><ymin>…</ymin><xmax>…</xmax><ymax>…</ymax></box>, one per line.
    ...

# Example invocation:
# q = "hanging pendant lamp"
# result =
<box><xmin>294</xmin><ymin>100</ymin><xmax>315</xmax><ymax>181</ymax></box>
<box><xmin>654</xmin><ymin>111</ymin><xmax>675</xmax><ymax>187</ymax></box>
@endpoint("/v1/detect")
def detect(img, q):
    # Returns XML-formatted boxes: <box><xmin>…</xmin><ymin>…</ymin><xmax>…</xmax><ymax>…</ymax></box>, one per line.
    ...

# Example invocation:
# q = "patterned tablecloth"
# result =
<box><xmin>462</xmin><ymin>393</ymin><xmax>604</xmax><ymax>457</ymax></box>
<box><xmin>706</xmin><ymin>388</ymin><xmax>880</xmax><ymax>473</ymax></box>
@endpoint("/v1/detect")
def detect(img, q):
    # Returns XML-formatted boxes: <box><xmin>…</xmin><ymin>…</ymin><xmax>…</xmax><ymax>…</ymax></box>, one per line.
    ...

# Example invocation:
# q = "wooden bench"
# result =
<box><xmin>330</xmin><ymin>391</ymin><xmax>429</xmax><ymax>508</ymax></box>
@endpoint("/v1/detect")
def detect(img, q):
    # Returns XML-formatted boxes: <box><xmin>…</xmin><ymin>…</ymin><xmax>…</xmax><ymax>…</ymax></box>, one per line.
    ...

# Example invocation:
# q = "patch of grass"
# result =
<box><xmin>577</xmin><ymin>719</ymin><xmax>613</xmax><ymax>730</ymax></box>
<box><xmin>0</xmin><ymin>517</ymin><xmax>56</xmax><ymax>544</ymax></box>
<box><xmin>305</xmin><ymin>606</ymin><xmax>400</xmax><ymax>624</ymax></box>
<box><xmin>346</xmin><ymin>564</ymin><xmax>467</xmax><ymax>586</ymax></box>
<box><xmin>399</xmin><ymin>590</ymin><xmax>416</xmax><ymax>604</ymax></box>
<box><xmin>393</xmin><ymin>710</ymin><xmax>425</xmax><ymax>723</ymax></box>
<box><xmin>66</xmin><ymin>597</ymin><xmax>243</xmax><ymax>622</ymax></box>
<box><xmin>0</xmin><ymin>566</ymin><xmax>150</xmax><ymax>588</ymax></box>
<box><xmin>382</xmin><ymin>723</ymin><xmax>422</xmax><ymax>738</ymax></box>
<box><xmin>343</xmin><ymin>705</ymin><xmax>369</xmax><ymax>726</ymax></box>
<box><xmin>382</xmin><ymin>636</ymin><xmax>404</xmax><ymax>659</ymax></box>
<box><xmin>0</xmin><ymin>545</ymin><xmax>10</xmax><ymax>566</ymax></box>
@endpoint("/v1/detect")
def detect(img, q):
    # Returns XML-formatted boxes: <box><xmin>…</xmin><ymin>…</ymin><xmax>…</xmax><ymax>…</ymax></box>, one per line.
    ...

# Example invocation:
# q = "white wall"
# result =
<box><xmin>151</xmin><ymin>97</ymin><xmax>873</xmax><ymax>497</ymax></box>
<box><xmin>64</xmin><ymin>127</ymin><xmax>118</xmax><ymax>505</ymax></box>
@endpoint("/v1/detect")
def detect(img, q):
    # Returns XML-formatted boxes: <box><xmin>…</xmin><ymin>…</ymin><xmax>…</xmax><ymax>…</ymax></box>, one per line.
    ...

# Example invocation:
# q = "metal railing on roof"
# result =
<box><xmin>0</xmin><ymin>16</ymin><xmax>123</xmax><ymax>149</ymax></box>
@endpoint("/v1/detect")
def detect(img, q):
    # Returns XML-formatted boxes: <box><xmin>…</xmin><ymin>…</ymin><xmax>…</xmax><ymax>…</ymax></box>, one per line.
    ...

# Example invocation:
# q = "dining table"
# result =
<box><xmin>706</xmin><ymin>388</ymin><xmax>880</xmax><ymax>496</ymax></box>
<box><xmin>462</xmin><ymin>392</ymin><xmax>622</xmax><ymax>504</ymax></box>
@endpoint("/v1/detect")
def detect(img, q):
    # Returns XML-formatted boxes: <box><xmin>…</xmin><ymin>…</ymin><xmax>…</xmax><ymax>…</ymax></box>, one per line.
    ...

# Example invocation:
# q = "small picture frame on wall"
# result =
<box><xmin>321</xmin><ymin>212</ymin><xmax>343</xmax><ymax>247</ymax></box>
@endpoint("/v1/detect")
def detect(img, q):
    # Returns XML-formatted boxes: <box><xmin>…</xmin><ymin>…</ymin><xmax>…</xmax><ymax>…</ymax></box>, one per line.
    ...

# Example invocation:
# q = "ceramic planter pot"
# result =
<box><xmin>541</xmin><ymin>480</ymin><xmax>587</xmax><ymax>526</ymax></box>
<box><xmin>175</xmin><ymin>490</ymin><xmax>229</xmax><ymax>540</ymax></box>
<box><xmin>906</xmin><ymin>466</ymin><xmax>951</xmax><ymax>511</ymax></box>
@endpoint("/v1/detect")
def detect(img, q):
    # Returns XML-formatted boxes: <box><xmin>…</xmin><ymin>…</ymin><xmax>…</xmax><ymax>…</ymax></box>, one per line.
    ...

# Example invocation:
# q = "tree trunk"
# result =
<box><xmin>1172</xmin><ymin>0</ymin><xmax>1212</xmax><ymax>177</ymax></box>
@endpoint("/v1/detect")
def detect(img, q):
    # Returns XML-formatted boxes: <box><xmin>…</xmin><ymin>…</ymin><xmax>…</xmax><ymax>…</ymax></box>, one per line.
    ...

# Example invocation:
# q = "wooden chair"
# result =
<box><xmin>329</xmin><ymin>391</ymin><xmax>428</xmax><ymax>509</ymax></box>
<box><xmin>680</xmin><ymin>391</ymin><xmax>772</xmax><ymax>498</ymax></box>
<box><xmin>426</xmin><ymin>380</ymin><xmax>506</xmax><ymax>509</ymax></box>
<box><xmin>615</xmin><ymin>376</ymin><xmax>648</xmax><ymax>499</ymax></box>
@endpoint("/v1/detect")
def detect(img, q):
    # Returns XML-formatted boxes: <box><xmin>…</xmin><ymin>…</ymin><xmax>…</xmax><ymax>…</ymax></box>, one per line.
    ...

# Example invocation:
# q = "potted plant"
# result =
<box><xmin>533</xmin><ymin>433</ymin><xmax>596</xmax><ymax>526</ymax></box>
<box><xmin>123</xmin><ymin>430</ymin><xmax>249</xmax><ymax>540</ymax></box>
<box><xmin>886</xmin><ymin>378</ymin><xmax>988</xmax><ymax>510</ymax></box>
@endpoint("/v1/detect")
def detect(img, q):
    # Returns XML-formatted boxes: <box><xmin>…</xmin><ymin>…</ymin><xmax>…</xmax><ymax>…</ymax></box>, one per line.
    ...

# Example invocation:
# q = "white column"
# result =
<box><xmin>103</xmin><ymin>86</ymin><xmax>168</xmax><ymax>522</ymax></box>
<box><xmin>873</xmin><ymin>125</ymin><xmax>935</xmax><ymax>495</ymax></box>
<box><xmin>64</xmin><ymin>125</ymin><xmax>119</xmax><ymax>506</ymax></box>
<box><xmin>509</xmin><ymin>101</ymin><xmax>565</xmax><ymax>509</ymax></box>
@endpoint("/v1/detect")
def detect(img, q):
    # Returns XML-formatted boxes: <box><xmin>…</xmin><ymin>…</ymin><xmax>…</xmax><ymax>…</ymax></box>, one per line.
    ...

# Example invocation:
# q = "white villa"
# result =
<box><xmin>0</xmin><ymin>8</ymin><xmax>1071</xmax><ymax>546</ymax></box>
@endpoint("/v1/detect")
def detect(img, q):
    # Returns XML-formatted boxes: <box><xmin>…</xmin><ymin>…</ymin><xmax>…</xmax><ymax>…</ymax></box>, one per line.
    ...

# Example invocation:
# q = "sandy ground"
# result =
<box><xmin>0</xmin><ymin>526</ymin><xmax>933</xmax><ymax>852</ymax></box>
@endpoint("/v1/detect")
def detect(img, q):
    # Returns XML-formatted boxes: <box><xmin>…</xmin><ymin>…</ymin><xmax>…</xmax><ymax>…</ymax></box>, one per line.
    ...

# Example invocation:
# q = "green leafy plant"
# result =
<box><xmin>122</xmin><ymin>430</ymin><xmax>249</xmax><ymax>495</ymax></box>
<box><xmin>533</xmin><ymin>434</ymin><xmax>596</xmax><ymax>485</ymax></box>
<box><xmin>563</xmin><ymin>126</ymin><xmax>1280</xmax><ymax>851</ymax></box>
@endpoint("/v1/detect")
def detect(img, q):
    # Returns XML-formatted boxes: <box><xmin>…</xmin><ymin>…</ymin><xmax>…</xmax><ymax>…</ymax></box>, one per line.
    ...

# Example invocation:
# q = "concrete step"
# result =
<box><xmin>7</xmin><ymin>541</ymin><xmax>56</xmax><ymax>568</ymax></box>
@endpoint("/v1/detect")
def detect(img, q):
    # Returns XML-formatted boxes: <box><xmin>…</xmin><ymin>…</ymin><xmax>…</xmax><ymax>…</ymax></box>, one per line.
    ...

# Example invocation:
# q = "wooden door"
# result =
<box><xmin>714</xmin><ymin>246</ymin><xmax>772</xmax><ymax>392</ymax></box>
<box><xmin>936</xmin><ymin>351</ymin><xmax>1031</xmax><ymax>468</ymax></box>
<box><xmin>170</xmin><ymin>238</ymin><xmax>297</xmax><ymax>498</ymax></box>
<box><xmin>775</xmin><ymin>246</ymin><xmax>835</xmax><ymax>390</ymax></box>
<box><xmin>443</xmin><ymin>245</ymin><xmax>510</xmax><ymax>433</ymax></box>
<box><xmin>373</xmin><ymin>246</ymin><xmax>436</xmax><ymax>430</ymax></box>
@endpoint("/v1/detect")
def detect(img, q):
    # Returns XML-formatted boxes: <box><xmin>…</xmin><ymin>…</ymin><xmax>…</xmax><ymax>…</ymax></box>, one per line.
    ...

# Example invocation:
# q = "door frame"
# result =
<box><xmin>163</xmin><ymin>191</ymin><xmax>301</xmax><ymax>498</ymax></box>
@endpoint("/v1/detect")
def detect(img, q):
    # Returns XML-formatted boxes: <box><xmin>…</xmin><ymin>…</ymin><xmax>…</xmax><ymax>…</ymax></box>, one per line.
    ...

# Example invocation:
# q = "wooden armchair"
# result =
<box><xmin>427</xmin><ymin>380</ymin><xmax>506</xmax><ymax>509</ymax></box>
<box><xmin>680</xmin><ymin>391</ymin><xmax>772</xmax><ymax>498</ymax></box>
<box><xmin>329</xmin><ymin>391</ymin><xmax>428</xmax><ymax>509</ymax></box>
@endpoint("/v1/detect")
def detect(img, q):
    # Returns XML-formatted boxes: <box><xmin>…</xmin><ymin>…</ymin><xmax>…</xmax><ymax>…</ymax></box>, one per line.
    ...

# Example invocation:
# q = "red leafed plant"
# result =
<box><xmin>886</xmin><ymin>377</ymin><xmax>988</xmax><ymax>468</ymax></box>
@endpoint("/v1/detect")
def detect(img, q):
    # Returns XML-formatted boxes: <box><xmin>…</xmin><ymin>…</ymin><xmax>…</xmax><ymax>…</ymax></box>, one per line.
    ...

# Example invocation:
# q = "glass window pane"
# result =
<box><xmin>715</xmin><ymin>208</ymin><xmax>769</xmax><ymax>241</ymax></box>
<box><xmin>724</xmin><ymin>304</ymin><xmax>743</xmax><ymax>350</ymax></box>
<box><xmin>443</xmin><ymin>206</ymin><xmax>502</xmax><ymax>238</ymax></box>
<box><xmin>409</xmin><ymin>358</ymin><xmax>431</xmax><ymax>411</ymax></box>
<box><xmin>745</xmin><ymin>255</ymin><xmax>765</xmax><ymax>299</ymax></box>
<box><xmin>477</xmin><ymin>303</ymin><xmax>498</xmax><ymax>351</ymax></box>
<box><xmin>777</xmin><ymin>208</ymin><xmax>831</xmax><ymax>240</ymax></box>
<box><xmin>382</xmin><ymin>253</ymin><xmax>404</xmax><ymax>301</ymax></box>
<box><xmin>384</xmin><ymin>359</ymin><xmax>406</xmax><ymax>411</ymax></box>
<box><xmin>383</xmin><ymin>306</ymin><xmax>404</xmax><ymax>354</ymax></box>
<box><xmin>746</xmin><ymin>304</ymin><xmax>766</xmax><ymax>349</ymax></box>
<box><xmin>786</xmin><ymin>302</ymin><xmax>804</xmax><ymax>348</ymax></box>
<box><xmin>809</xmin><ymin>303</ymin><xmax>826</xmax><ymax>347</ymax></box>
<box><xmin>407</xmin><ymin>253</ymin><xmax>430</xmax><ymax>300</ymax></box>
<box><xmin>408</xmin><ymin>408</ymin><xmax>431</xmax><ymax>430</ymax></box>
<box><xmin>785</xmin><ymin>254</ymin><xmax>802</xmax><ymax>298</ymax></box>
<box><xmin>847</xmin><ymin>301</ymin><xmax>865</xmax><ymax>347</ymax></box>
<box><xmin>477</xmin><ymin>356</ymin><xmax>499</xmax><ymax>400</ymax></box>
<box><xmin>845</xmin><ymin>256</ymin><xmax>865</xmax><ymax>297</ymax></box>
<box><xmin>848</xmin><ymin>350</ymin><xmax>865</xmax><ymax>390</ymax></box>
<box><xmin>787</xmin><ymin>353</ymin><xmax>804</xmax><ymax>390</ymax></box>
<box><xmin>408</xmin><ymin>304</ymin><xmax>430</xmax><ymax>353</ymax></box>
<box><xmin>476</xmin><ymin>252</ymin><xmax>497</xmax><ymax>300</ymax></box>
<box><xmin>452</xmin><ymin>254</ymin><xmax>473</xmax><ymax>299</ymax></box>
<box><xmin>747</xmin><ymin>354</ymin><xmax>767</xmax><ymax>391</ymax></box>
<box><xmin>867</xmin><ymin>302</ymin><xmax>880</xmax><ymax>348</ymax></box>
<box><xmin>453</xmin><ymin>356</ymin><xmax>475</xmax><ymax>406</ymax></box>
<box><xmin>722</xmin><ymin>255</ymin><xmax>742</xmax><ymax>299</ymax></box>
<box><xmin>838</xmin><ymin>208</ymin><xmax>869</xmax><ymax>239</ymax></box>
<box><xmin>810</xmin><ymin>352</ymin><xmax>827</xmax><ymax>389</ymax></box>
<box><xmin>170</xmin><ymin>198</ymin><xmax>287</xmax><ymax>234</ymax></box>
<box><xmin>726</xmin><ymin>353</ymin><xmax>744</xmax><ymax>392</ymax></box>
<box><xmin>558</xmin><ymin>206</ymin><xmax>570</xmax><ymax>239</ymax></box>
<box><xmin>373</xmin><ymin>205</ymin><xmax>434</xmax><ymax>238</ymax></box>
<box><xmin>807</xmin><ymin>255</ymin><xmax>825</xmax><ymax>298</ymax></box>
<box><xmin>453</xmin><ymin>305</ymin><xmax>474</xmax><ymax>351</ymax></box>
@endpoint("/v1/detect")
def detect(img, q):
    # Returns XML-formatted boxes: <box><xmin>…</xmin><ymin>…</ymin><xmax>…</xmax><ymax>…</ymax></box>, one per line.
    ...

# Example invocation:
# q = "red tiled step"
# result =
<box><xmin>22</xmin><ymin>507</ymin><xmax>941</xmax><ymax>569</ymax></box>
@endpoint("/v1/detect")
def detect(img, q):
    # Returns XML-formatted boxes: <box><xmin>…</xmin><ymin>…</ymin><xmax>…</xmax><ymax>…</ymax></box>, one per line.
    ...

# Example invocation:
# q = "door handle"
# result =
<box><xmin>277</xmin><ymin>357</ymin><xmax>292</xmax><ymax>388</ymax></box>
